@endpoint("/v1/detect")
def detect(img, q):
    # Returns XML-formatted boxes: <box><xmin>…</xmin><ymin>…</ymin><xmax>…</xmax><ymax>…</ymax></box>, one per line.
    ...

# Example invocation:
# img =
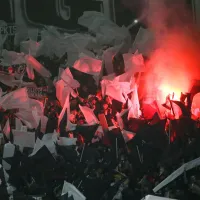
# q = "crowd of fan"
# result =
<box><xmin>0</xmin><ymin>39</ymin><xmax>200</xmax><ymax>200</ymax></box>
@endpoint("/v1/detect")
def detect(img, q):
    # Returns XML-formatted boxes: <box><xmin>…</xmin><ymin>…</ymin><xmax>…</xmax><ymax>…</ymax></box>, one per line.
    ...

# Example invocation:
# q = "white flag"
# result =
<box><xmin>26</xmin><ymin>63</ymin><xmax>35</xmax><ymax>80</ymax></box>
<box><xmin>142</xmin><ymin>195</ymin><xmax>177</xmax><ymax>200</ymax></box>
<box><xmin>25</xmin><ymin>55</ymin><xmax>51</xmax><ymax>78</ymax></box>
<box><xmin>78</xmin><ymin>11</ymin><xmax>130</xmax><ymax>46</ymax></box>
<box><xmin>2</xmin><ymin>142</ymin><xmax>15</xmax><ymax>170</ymax></box>
<box><xmin>57</xmin><ymin>137</ymin><xmax>77</xmax><ymax>146</ymax></box>
<box><xmin>73</xmin><ymin>56</ymin><xmax>102</xmax><ymax>85</ymax></box>
<box><xmin>1</xmin><ymin>88</ymin><xmax>30</xmax><ymax>110</ymax></box>
<box><xmin>15</xmin><ymin>118</ymin><xmax>23</xmax><ymax>131</ymax></box>
<box><xmin>123</xmin><ymin>53</ymin><xmax>145</xmax><ymax>73</ymax></box>
<box><xmin>3</xmin><ymin>119</ymin><xmax>10</xmax><ymax>139</ymax></box>
<box><xmin>16</xmin><ymin>110</ymin><xmax>38</xmax><ymax>129</ymax></box>
<box><xmin>153</xmin><ymin>157</ymin><xmax>200</xmax><ymax>193</ymax></box>
<box><xmin>62</xmin><ymin>181</ymin><xmax>86</xmax><ymax>200</ymax></box>
<box><xmin>128</xmin><ymin>85</ymin><xmax>141</xmax><ymax>119</ymax></box>
<box><xmin>79</xmin><ymin>105</ymin><xmax>99</xmax><ymax>125</ymax></box>
<box><xmin>121</xmin><ymin>129</ymin><xmax>135</xmax><ymax>143</ymax></box>
<box><xmin>13</xmin><ymin>130</ymin><xmax>35</xmax><ymax>149</ymax></box>
<box><xmin>61</xmin><ymin>68</ymin><xmax>80</xmax><ymax>89</ymax></box>
<box><xmin>20</xmin><ymin>39</ymin><xmax>40</xmax><ymax>57</ymax></box>
<box><xmin>101</xmin><ymin>80</ymin><xmax>129</xmax><ymax>103</ymax></box>
<box><xmin>132</xmin><ymin>27</ymin><xmax>155</xmax><ymax>56</ymax></box>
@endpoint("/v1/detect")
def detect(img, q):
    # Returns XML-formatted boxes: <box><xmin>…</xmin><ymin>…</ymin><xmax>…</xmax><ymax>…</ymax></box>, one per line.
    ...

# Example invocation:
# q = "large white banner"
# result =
<box><xmin>0</xmin><ymin>0</ymin><xmax>119</xmax><ymax>48</ymax></box>
<box><xmin>0</xmin><ymin>0</ymin><xmax>104</xmax><ymax>32</ymax></box>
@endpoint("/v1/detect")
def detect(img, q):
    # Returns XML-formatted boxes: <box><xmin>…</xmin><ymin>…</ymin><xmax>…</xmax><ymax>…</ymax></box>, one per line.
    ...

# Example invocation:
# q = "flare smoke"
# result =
<box><xmin>123</xmin><ymin>0</ymin><xmax>200</xmax><ymax>101</ymax></box>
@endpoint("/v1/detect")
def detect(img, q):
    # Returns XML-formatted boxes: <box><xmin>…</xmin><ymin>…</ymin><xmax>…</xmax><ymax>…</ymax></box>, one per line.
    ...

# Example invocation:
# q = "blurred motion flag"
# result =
<box><xmin>79</xmin><ymin>105</ymin><xmax>99</xmax><ymax>125</ymax></box>
<box><xmin>128</xmin><ymin>84</ymin><xmax>141</xmax><ymax>119</ymax></box>
<box><xmin>1</xmin><ymin>88</ymin><xmax>29</xmax><ymax>110</ymax></box>
<box><xmin>142</xmin><ymin>195</ymin><xmax>177</xmax><ymax>200</ymax></box>
<box><xmin>132</xmin><ymin>27</ymin><xmax>155</xmax><ymax>56</ymax></box>
<box><xmin>25</xmin><ymin>55</ymin><xmax>51</xmax><ymax>78</ymax></box>
<box><xmin>3</xmin><ymin>119</ymin><xmax>10</xmax><ymax>140</ymax></box>
<box><xmin>123</xmin><ymin>53</ymin><xmax>145</xmax><ymax>73</ymax></box>
<box><xmin>20</xmin><ymin>39</ymin><xmax>40</xmax><ymax>57</ymax></box>
<box><xmin>78</xmin><ymin>11</ymin><xmax>130</xmax><ymax>46</ymax></box>
<box><xmin>69</xmin><ymin>68</ymin><xmax>97</xmax><ymax>98</ymax></box>
<box><xmin>73</xmin><ymin>56</ymin><xmax>102</xmax><ymax>85</ymax></box>
<box><xmin>12</xmin><ymin>130</ymin><xmax>35</xmax><ymax>150</ymax></box>
<box><xmin>61</xmin><ymin>181</ymin><xmax>86</xmax><ymax>200</ymax></box>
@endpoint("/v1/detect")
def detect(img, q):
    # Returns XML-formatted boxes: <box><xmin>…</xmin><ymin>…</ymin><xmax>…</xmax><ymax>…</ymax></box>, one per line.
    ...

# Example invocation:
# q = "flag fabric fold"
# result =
<box><xmin>0</xmin><ymin>88</ymin><xmax>29</xmax><ymax>110</ymax></box>
<box><xmin>128</xmin><ymin>85</ymin><xmax>141</xmax><ymax>119</ymax></box>
<box><xmin>61</xmin><ymin>181</ymin><xmax>86</xmax><ymax>200</ymax></box>
<box><xmin>79</xmin><ymin>105</ymin><xmax>99</xmax><ymax>125</ymax></box>
<box><xmin>73</xmin><ymin>56</ymin><xmax>102</xmax><ymax>85</ymax></box>
<box><xmin>3</xmin><ymin>119</ymin><xmax>10</xmax><ymax>140</ymax></box>
<box><xmin>25</xmin><ymin>55</ymin><xmax>51</xmax><ymax>78</ymax></box>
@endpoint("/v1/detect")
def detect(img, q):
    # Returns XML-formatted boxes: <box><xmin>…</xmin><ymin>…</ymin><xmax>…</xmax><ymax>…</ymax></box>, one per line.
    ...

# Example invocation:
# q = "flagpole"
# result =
<box><xmin>121</xmin><ymin>130</ymin><xmax>130</xmax><ymax>154</ymax></box>
<box><xmin>116</xmin><ymin>138</ymin><xmax>118</xmax><ymax>160</ymax></box>
<box><xmin>169</xmin><ymin>97</ymin><xmax>175</xmax><ymax>117</ymax></box>
<box><xmin>80</xmin><ymin>143</ymin><xmax>85</xmax><ymax>162</ymax></box>
<box><xmin>136</xmin><ymin>145</ymin><xmax>142</xmax><ymax>164</ymax></box>
<box><xmin>168</xmin><ymin>95</ymin><xmax>175</xmax><ymax>144</ymax></box>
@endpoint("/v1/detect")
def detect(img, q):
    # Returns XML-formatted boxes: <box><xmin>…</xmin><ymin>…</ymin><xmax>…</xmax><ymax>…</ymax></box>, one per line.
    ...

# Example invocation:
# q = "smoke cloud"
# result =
<box><xmin>123</xmin><ymin>0</ymin><xmax>200</xmax><ymax>102</ymax></box>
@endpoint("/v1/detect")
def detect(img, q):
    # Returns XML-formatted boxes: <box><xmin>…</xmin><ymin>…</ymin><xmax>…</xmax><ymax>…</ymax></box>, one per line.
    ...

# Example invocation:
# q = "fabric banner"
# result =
<box><xmin>0</xmin><ymin>25</ymin><xmax>17</xmax><ymax>36</ymax></box>
<box><xmin>142</xmin><ymin>195</ymin><xmax>177</xmax><ymax>200</ymax></box>
<box><xmin>153</xmin><ymin>157</ymin><xmax>200</xmax><ymax>193</ymax></box>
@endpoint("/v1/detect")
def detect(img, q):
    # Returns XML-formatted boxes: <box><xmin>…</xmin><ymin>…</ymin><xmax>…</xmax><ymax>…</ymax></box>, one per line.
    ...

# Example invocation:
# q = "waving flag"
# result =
<box><xmin>101</xmin><ymin>79</ymin><xmax>131</xmax><ymax>103</ymax></box>
<box><xmin>142</xmin><ymin>195</ymin><xmax>177</xmax><ymax>200</ymax></box>
<box><xmin>1</xmin><ymin>88</ymin><xmax>30</xmax><ymax>110</ymax></box>
<box><xmin>62</xmin><ymin>181</ymin><xmax>86</xmax><ymax>200</ymax></box>
<box><xmin>1</xmin><ymin>50</ymin><xmax>25</xmax><ymax>65</ymax></box>
<box><xmin>153</xmin><ymin>157</ymin><xmax>200</xmax><ymax>193</ymax></box>
<box><xmin>56</xmin><ymin>80</ymin><xmax>71</xmax><ymax>107</ymax></box>
<box><xmin>79</xmin><ymin>105</ymin><xmax>99</xmax><ymax>125</ymax></box>
<box><xmin>70</xmin><ymin>67</ymin><xmax>97</xmax><ymax>98</ymax></box>
<box><xmin>39</xmin><ymin>29</ymin><xmax>94</xmax><ymax>65</ymax></box>
<box><xmin>13</xmin><ymin>129</ymin><xmax>35</xmax><ymax>149</ymax></box>
<box><xmin>15</xmin><ymin>118</ymin><xmax>23</xmax><ymax>131</ymax></box>
<box><xmin>66</xmin><ymin>107</ymin><xmax>77</xmax><ymax>131</ymax></box>
<box><xmin>78</xmin><ymin>11</ymin><xmax>130</xmax><ymax>46</ymax></box>
<box><xmin>73</xmin><ymin>56</ymin><xmax>102</xmax><ymax>85</ymax></box>
<box><xmin>58</xmin><ymin>93</ymin><xmax>77</xmax><ymax>132</ymax></box>
<box><xmin>56</xmin><ymin>68</ymin><xmax>79</xmax><ymax>107</ymax></box>
<box><xmin>3</xmin><ymin>119</ymin><xmax>10</xmax><ymax>139</ymax></box>
<box><xmin>121</xmin><ymin>129</ymin><xmax>135</xmax><ymax>143</ymax></box>
<box><xmin>61</xmin><ymin>68</ymin><xmax>80</xmax><ymax>89</ymax></box>
<box><xmin>0</xmin><ymin>73</ymin><xmax>16</xmax><ymax>87</ymax></box>
<box><xmin>128</xmin><ymin>84</ymin><xmax>141</xmax><ymax>119</ymax></box>
<box><xmin>20</xmin><ymin>39</ymin><xmax>40</xmax><ymax>57</ymax></box>
<box><xmin>25</xmin><ymin>55</ymin><xmax>51</xmax><ymax>78</ymax></box>
<box><xmin>57</xmin><ymin>137</ymin><xmax>77</xmax><ymax>146</ymax></box>
<box><xmin>15</xmin><ymin>110</ymin><xmax>38</xmax><ymax>129</ymax></box>
<box><xmin>132</xmin><ymin>27</ymin><xmax>155</xmax><ymax>56</ymax></box>
<box><xmin>123</xmin><ymin>53</ymin><xmax>145</xmax><ymax>73</ymax></box>
<box><xmin>26</xmin><ymin>62</ymin><xmax>35</xmax><ymax>80</ymax></box>
<box><xmin>2</xmin><ymin>142</ymin><xmax>15</xmax><ymax>170</ymax></box>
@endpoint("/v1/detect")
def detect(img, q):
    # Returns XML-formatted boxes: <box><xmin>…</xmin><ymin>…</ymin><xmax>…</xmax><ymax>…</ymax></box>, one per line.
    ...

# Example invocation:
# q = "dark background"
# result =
<box><xmin>0</xmin><ymin>0</ymin><xmax>142</xmax><ymax>29</ymax></box>
<box><xmin>0</xmin><ymin>0</ymin><xmax>194</xmax><ymax>34</ymax></box>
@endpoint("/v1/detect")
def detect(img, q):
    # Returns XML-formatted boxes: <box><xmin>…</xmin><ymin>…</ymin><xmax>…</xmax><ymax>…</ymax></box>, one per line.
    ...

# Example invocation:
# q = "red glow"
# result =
<box><xmin>158</xmin><ymin>84</ymin><xmax>181</xmax><ymax>102</ymax></box>
<box><xmin>192</xmin><ymin>93</ymin><xmax>200</xmax><ymax>118</ymax></box>
<box><xmin>126</xmin><ymin>132</ymin><xmax>134</xmax><ymax>140</ymax></box>
<box><xmin>140</xmin><ymin>0</ymin><xmax>200</xmax><ymax>107</ymax></box>
<box><xmin>145</xmin><ymin>30</ymin><xmax>200</xmax><ymax>105</ymax></box>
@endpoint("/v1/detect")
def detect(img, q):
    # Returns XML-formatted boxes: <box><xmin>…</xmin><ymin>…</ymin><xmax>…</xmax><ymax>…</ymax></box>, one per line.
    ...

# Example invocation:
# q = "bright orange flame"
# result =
<box><xmin>145</xmin><ymin>35</ymin><xmax>198</xmax><ymax>105</ymax></box>
<box><xmin>158</xmin><ymin>84</ymin><xmax>181</xmax><ymax>103</ymax></box>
